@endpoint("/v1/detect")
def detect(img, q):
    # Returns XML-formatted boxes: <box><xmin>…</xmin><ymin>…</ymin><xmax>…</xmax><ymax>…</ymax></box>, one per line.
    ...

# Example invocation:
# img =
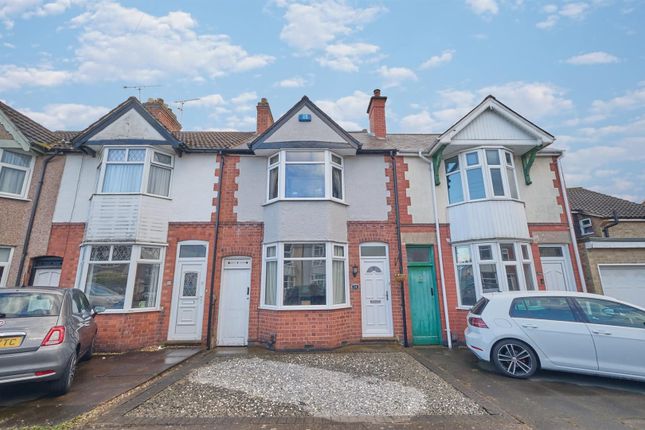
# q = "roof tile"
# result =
<box><xmin>568</xmin><ymin>187</ymin><xmax>645</xmax><ymax>218</ymax></box>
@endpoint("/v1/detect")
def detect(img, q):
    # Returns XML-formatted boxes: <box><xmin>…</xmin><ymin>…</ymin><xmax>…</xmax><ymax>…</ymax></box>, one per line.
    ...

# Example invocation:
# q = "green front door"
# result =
<box><xmin>407</xmin><ymin>245</ymin><xmax>442</xmax><ymax>345</ymax></box>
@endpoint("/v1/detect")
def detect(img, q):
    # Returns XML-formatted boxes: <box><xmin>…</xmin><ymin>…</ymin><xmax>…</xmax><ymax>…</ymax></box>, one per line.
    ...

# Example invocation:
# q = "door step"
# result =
<box><xmin>360</xmin><ymin>337</ymin><xmax>399</xmax><ymax>343</ymax></box>
<box><xmin>163</xmin><ymin>341</ymin><xmax>203</xmax><ymax>348</ymax></box>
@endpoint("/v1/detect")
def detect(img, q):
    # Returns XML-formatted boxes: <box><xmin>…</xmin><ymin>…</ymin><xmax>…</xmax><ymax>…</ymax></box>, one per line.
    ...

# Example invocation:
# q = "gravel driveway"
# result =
<box><xmin>128</xmin><ymin>351</ymin><xmax>483</xmax><ymax>419</ymax></box>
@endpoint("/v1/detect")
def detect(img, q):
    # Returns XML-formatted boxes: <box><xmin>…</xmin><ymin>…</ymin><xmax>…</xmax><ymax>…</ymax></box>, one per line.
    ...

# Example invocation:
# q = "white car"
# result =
<box><xmin>464</xmin><ymin>291</ymin><xmax>645</xmax><ymax>381</ymax></box>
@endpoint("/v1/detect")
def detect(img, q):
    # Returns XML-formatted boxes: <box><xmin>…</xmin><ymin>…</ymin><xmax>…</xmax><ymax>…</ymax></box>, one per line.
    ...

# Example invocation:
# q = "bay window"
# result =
<box><xmin>261</xmin><ymin>242</ymin><xmax>349</xmax><ymax>309</ymax></box>
<box><xmin>266</xmin><ymin>151</ymin><xmax>344</xmax><ymax>202</ymax></box>
<box><xmin>0</xmin><ymin>149</ymin><xmax>33</xmax><ymax>198</ymax></box>
<box><xmin>454</xmin><ymin>242</ymin><xmax>537</xmax><ymax>307</ymax></box>
<box><xmin>80</xmin><ymin>244</ymin><xmax>164</xmax><ymax>311</ymax></box>
<box><xmin>445</xmin><ymin>148</ymin><xmax>519</xmax><ymax>204</ymax></box>
<box><xmin>99</xmin><ymin>147</ymin><xmax>173</xmax><ymax>197</ymax></box>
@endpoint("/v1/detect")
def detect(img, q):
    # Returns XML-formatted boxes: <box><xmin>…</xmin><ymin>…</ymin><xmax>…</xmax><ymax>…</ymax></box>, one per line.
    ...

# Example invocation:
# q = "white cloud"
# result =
<box><xmin>278</xmin><ymin>0</ymin><xmax>384</xmax><ymax>52</ymax></box>
<box><xmin>19</xmin><ymin>103</ymin><xmax>109</xmax><ymax>130</ymax></box>
<box><xmin>377</xmin><ymin>66</ymin><xmax>418</xmax><ymax>88</ymax></box>
<box><xmin>465</xmin><ymin>0</ymin><xmax>499</xmax><ymax>15</ymax></box>
<box><xmin>419</xmin><ymin>50</ymin><xmax>455</xmax><ymax>70</ymax></box>
<box><xmin>0</xmin><ymin>0</ymin><xmax>40</xmax><ymax>28</ymax></box>
<box><xmin>315</xmin><ymin>90</ymin><xmax>371</xmax><ymax>130</ymax></box>
<box><xmin>68</xmin><ymin>1</ymin><xmax>273</xmax><ymax>83</ymax></box>
<box><xmin>590</xmin><ymin>84</ymin><xmax>645</xmax><ymax>115</ymax></box>
<box><xmin>274</xmin><ymin>76</ymin><xmax>307</xmax><ymax>88</ymax></box>
<box><xmin>543</xmin><ymin>4</ymin><xmax>558</xmax><ymax>14</ymax></box>
<box><xmin>478</xmin><ymin>81</ymin><xmax>573</xmax><ymax>119</ymax></box>
<box><xmin>22</xmin><ymin>0</ymin><xmax>84</xmax><ymax>18</ymax></box>
<box><xmin>400</xmin><ymin>110</ymin><xmax>437</xmax><ymax>133</ymax></box>
<box><xmin>317</xmin><ymin>42</ymin><xmax>380</xmax><ymax>72</ymax></box>
<box><xmin>565</xmin><ymin>51</ymin><xmax>619</xmax><ymax>65</ymax></box>
<box><xmin>559</xmin><ymin>2</ymin><xmax>588</xmax><ymax>18</ymax></box>
<box><xmin>230</xmin><ymin>91</ymin><xmax>257</xmax><ymax>112</ymax></box>
<box><xmin>536</xmin><ymin>2</ymin><xmax>592</xmax><ymax>30</ymax></box>
<box><xmin>189</xmin><ymin>94</ymin><xmax>226</xmax><ymax>108</ymax></box>
<box><xmin>536</xmin><ymin>14</ymin><xmax>558</xmax><ymax>29</ymax></box>
<box><xmin>0</xmin><ymin>65</ymin><xmax>71</xmax><ymax>91</ymax></box>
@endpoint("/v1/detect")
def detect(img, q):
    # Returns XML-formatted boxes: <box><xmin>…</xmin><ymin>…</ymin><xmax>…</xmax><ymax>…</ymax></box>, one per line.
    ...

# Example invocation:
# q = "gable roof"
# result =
<box><xmin>71</xmin><ymin>97</ymin><xmax>181</xmax><ymax>148</ymax></box>
<box><xmin>249</xmin><ymin>96</ymin><xmax>361</xmax><ymax>151</ymax></box>
<box><xmin>0</xmin><ymin>101</ymin><xmax>61</xmax><ymax>151</ymax></box>
<box><xmin>434</xmin><ymin>95</ymin><xmax>554</xmax><ymax>150</ymax></box>
<box><xmin>568</xmin><ymin>187</ymin><xmax>645</xmax><ymax>219</ymax></box>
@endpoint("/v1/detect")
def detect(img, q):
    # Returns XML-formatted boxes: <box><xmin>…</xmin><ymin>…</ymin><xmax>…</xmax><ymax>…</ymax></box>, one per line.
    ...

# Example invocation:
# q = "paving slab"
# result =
<box><xmin>0</xmin><ymin>347</ymin><xmax>200</xmax><ymax>429</ymax></box>
<box><xmin>410</xmin><ymin>346</ymin><xmax>645</xmax><ymax>430</ymax></box>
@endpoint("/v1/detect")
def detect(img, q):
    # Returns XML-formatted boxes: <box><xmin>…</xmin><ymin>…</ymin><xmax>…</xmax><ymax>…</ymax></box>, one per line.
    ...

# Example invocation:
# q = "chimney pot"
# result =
<box><xmin>373</xmin><ymin>89</ymin><xmax>381</xmax><ymax>97</ymax></box>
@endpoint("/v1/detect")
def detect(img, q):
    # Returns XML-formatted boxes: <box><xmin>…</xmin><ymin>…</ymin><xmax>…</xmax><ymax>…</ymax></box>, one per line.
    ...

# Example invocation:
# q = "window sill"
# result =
<box><xmin>263</xmin><ymin>198</ymin><xmax>348</xmax><ymax>207</ymax></box>
<box><xmin>258</xmin><ymin>304</ymin><xmax>352</xmax><ymax>311</ymax></box>
<box><xmin>98</xmin><ymin>307</ymin><xmax>161</xmax><ymax>315</ymax></box>
<box><xmin>0</xmin><ymin>194</ymin><xmax>30</xmax><ymax>202</ymax></box>
<box><xmin>447</xmin><ymin>198</ymin><xmax>525</xmax><ymax>209</ymax></box>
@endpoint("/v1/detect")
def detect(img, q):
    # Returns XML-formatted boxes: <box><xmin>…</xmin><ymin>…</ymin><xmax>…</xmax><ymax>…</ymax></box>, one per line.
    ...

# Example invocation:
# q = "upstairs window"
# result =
<box><xmin>445</xmin><ymin>148</ymin><xmax>519</xmax><ymax>204</ymax></box>
<box><xmin>0</xmin><ymin>149</ymin><xmax>33</xmax><ymax>198</ymax></box>
<box><xmin>579</xmin><ymin>218</ymin><xmax>593</xmax><ymax>235</ymax></box>
<box><xmin>99</xmin><ymin>147</ymin><xmax>173</xmax><ymax>197</ymax></box>
<box><xmin>267</xmin><ymin>150</ymin><xmax>344</xmax><ymax>202</ymax></box>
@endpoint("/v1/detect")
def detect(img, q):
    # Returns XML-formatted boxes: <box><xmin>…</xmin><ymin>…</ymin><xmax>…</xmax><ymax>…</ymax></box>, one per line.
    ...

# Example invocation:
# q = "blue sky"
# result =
<box><xmin>1</xmin><ymin>0</ymin><xmax>644</xmax><ymax>201</ymax></box>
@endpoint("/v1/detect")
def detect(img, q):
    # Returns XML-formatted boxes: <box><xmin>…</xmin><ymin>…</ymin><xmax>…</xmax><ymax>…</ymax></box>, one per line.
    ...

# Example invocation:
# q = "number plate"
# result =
<box><xmin>0</xmin><ymin>336</ymin><xmax>23</xmax><ymax>348</ymax></box>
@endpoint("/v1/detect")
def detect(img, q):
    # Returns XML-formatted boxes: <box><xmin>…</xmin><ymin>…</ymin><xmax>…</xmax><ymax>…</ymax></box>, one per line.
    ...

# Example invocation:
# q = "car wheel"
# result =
<box><xmin>50</xmin><ymin>351</ymin><xmax>77</xmax><ymax>396</ymax></box>
<box><xmin>492</xmin><ymin>339</ymin><xmax>538</xmax><ymax>379</ymax></box>
<box><xmin>81</xmin><ymin>337</ymin><xmax>95</xmax><ymax>361</ymax></box>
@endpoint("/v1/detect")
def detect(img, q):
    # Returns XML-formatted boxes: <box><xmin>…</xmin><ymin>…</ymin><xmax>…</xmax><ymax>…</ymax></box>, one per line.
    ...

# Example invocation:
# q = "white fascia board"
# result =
<box><xmin>585</xmin><ymin>241</ymin><xmax>645</xmax><ymax>249</ymax></box>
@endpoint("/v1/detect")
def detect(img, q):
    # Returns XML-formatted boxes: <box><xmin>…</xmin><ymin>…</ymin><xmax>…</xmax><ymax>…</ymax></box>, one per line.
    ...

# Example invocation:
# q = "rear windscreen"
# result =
<box><xmin>470</xmin><ymin>297</ymin><xmax>489</xmax><ymax>315</ymax></box>
<box><xmin>0</xmin><ymin>292</ymin><xmax>62</xmax><ymax>318</ymax></box>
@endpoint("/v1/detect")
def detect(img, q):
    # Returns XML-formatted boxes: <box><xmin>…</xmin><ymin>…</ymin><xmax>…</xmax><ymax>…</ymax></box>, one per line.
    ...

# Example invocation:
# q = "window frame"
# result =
<box><xmin>0</xmin><ymin>148</ymin><xmax>35</xmax><ymax>199</ymax></box>
<box><xmin>260</xmin><ymin>241</ymin><xmax>350</xmax><ymax>310</ymax></box>
<box><xmin>265</xmin><ymin>150</ymin><xmax>345</xmax><ymax>203</ymax></box>
<box><xmin>97</xmin><ymin>146</ymin><xmax>174</xmax><ymax>198</ymax></box>
<box><xmin>445</xmin><ymin>147</ymin><xmax>520</xmax><ymax>206</ymax></box>
<box><xmin>76</xmin><ymin>243</ymin><xmax>165</xmax><ymax>313</ymax></box>
<box><xmin>579</xmin><ymin>218</ymin><xmax>593</xmax><ymax>236</ymax></box>
<box><xmin>453</xmin><ymin>241</ymin><xmax>538</xmax><ymax>308</ymax></box>
<box><xmin>0</xmin><ymin>246</ymin><xmax>13</xmax><ymax>288</ymax></box>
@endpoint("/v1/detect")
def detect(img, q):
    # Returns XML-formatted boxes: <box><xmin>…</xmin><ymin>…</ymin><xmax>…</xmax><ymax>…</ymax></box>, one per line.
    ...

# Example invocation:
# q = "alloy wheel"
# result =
<box><xmin>496</xmin><ymin>343</ymin><xmax>533</xmax><ymax>377</ymax></box>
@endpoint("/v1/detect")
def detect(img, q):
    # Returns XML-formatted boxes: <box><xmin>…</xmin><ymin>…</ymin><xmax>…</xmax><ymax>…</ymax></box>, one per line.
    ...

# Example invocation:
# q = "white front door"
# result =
<box><xmin>360</xmin><ymin>244</ymin><xmax>393</xmax><ymax>338</ymax></box>
<box><xmin>168</xmin><ymin>242</ymin><xmax>208</xmax><ymax>342</ymax></box>
<box><xmin>539</xmin><ymin>245</ymin><xmax>575</xmax><ymax>291</ymax></box>
<box><xmin>33</xmin><ymin>269</ymin><xmax>61</xmax><ymax>287</ymax></box>
<box><xmin>217</xmin><ymin>258</ymin><xmax>251</xmax><ymax>346</ymax></box>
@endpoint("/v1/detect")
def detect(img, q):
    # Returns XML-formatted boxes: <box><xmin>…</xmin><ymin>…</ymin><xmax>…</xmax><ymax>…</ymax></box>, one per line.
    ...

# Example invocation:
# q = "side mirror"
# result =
<box><xmin>92</xmin><ymin>306</ymin><xmax>106</xmax><ymax>317</ymax></box>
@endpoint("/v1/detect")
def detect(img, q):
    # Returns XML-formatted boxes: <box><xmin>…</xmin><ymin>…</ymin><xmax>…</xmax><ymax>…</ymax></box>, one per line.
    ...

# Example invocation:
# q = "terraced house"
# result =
<box><xmin>0</xmin><ymin>89</ymin><xmax>585</xmax><ymax>351</ymax></box>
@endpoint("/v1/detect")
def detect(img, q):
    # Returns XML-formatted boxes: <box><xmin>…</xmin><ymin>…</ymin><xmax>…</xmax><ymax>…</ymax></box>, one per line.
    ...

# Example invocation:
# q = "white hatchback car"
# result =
<box><xmin>465</xmin><ymin>291</ymin><xmax>645</xmax><ymax>381</ymax></box>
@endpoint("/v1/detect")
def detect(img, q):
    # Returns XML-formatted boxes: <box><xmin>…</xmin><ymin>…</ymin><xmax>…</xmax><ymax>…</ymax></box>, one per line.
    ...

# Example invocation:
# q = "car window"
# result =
<box><xmin>510</xmin><ymin>297</ymin><xmax>577</xmax><ymax>322</ymax></box>
<box><xmin>575</xmin><ymin>298</ymin><xmax>645</xmax><ymax>329</ymax></box>
<box><xmin>0</xmin><ymin>292</ymin><xmax>62</xmax><ymax>317</ymax></box>
<box><xmin>78</xmin><ymin>291</ymin><xmax>92</xmax><ymax>313</ymax></box>
<box><xmin>71</xmin><ymin>291</ymin><xmax>84</xmax><ymax>315</ymax></box>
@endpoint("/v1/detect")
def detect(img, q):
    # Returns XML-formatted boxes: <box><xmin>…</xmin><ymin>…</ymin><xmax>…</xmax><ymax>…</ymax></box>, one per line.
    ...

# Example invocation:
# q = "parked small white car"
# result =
<box><xmin>465</xmin><ymin>291</ymin><xmax>645</xmax><ymax>381</ymax></box>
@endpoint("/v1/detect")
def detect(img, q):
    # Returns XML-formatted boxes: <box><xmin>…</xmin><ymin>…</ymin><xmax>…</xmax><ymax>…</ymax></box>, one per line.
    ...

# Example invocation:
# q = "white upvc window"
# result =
<box><xmin>98</xmin><ymin>147</ymin><xmax>173</xmax><ymax>197</ymax></box>
<box><xmin>78</xmin><ymin>244</ymin><xmax>164</xmax><ymax>312</ymax></box>
<box><xmin>0</xmin><ymin>149</ymin><xmax>34</xmax><ymax>199</ymax></box>
<box><xmin>579</xmin><ymin>218</ymin><xmax>593</xmax><ymax>235</ymax></box>
<box><xmin>446</xmin><ymin>148</ymin><xmax>519</xmax><ymax>204</ymax></box>
<box><xmin>454</xmin><ymin>241</ymin><xmax>537</xmax><ymax>308</ymax></box>
<box><xmin>266</xmin><ymin>150</ymin><xmax>344</xmax><ymax>202</ymax></box>
<box><xmin>0</xmin><ymin>247</ymin><xmax>13</xmax><ymax>288</ymax></box>
<box><xmin>261</xmin><ymin>242</ymin><xmax>349</xmax><ymax>309</ymax></box>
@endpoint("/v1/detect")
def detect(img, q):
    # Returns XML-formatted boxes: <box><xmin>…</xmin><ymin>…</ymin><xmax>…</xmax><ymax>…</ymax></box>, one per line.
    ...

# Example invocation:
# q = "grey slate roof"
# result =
<box><xmin>349</xmin><ymin>132</ymin><xmax>438</xmax><ymax>151</ymax></box>
<box><xmin>0</xmin><ymin>101</ymin><xmax>61</xmax><ymax>147</ymax></box>
<box><xmin>568</xmin><ymin>187</ymin><xmax>645</xmax><ymax>219</ymax></box>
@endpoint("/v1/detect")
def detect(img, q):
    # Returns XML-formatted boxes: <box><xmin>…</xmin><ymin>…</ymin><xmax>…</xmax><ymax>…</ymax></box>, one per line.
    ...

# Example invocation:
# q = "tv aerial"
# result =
<box><xmin>123</xmin><ymin>84</ymin><xmax>161</xmax><ymax>101</ymax></box>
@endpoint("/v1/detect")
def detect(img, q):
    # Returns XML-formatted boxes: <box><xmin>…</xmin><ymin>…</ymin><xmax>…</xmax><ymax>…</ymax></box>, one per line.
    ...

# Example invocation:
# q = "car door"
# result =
<box><xmin>71</xmin><ymin>290</ymin><xmax>92</xmax><ymax>352</ymax></box>
<box><xmin>509</xmin><ymin>296</ymin><xmax>598</xmax><ymax>370</ymax></box>
<box><xmin>573</xmin><ymin>297</ymin><xmax>645</xmax><ymax>378</ymax></box>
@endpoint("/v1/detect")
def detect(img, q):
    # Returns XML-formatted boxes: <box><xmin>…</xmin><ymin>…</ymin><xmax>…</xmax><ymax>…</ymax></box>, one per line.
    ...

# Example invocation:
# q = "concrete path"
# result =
<box><xmin>0</xmin><ymin>347</ymin><xmax>200</xmax><ymax>429</ymax></box>
<box><xmin>410</xmin><ymin>346</ymin><xmax>645</xmax><ymax>430</ymax></box>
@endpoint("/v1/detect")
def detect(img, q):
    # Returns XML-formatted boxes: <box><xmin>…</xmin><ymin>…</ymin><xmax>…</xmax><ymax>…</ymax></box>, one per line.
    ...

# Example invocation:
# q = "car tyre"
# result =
<box><xmin>50</xmin><ymin>351</ymin><xmax>77</xmax><ymax>396</ymax></box>
<box><xmin>492</xmin><ymin>339</ymin><xmax>538</xmax><ymax>379</ymax></box>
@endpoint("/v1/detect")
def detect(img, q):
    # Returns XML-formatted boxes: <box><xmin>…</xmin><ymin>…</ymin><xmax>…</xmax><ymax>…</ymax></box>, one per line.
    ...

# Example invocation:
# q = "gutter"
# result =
<box><xmin>557</xmin><ymin>156</ymin><xmax>587</xmax><ymax>293</ymax></box>
<box><xmin>390</xmin><ymin>151</ymin><xmax>409</xmax><ymax>347</ymax></box>
<box><xmin>418</xmin><ymin>150</ymin><xmax>453</xmax><ymax>349</ymax></box>
<box><xmin>206</xmin><ymin>152</ymin><xmax>225</xmax><ymax>349</ymax></box>
<box><xmin>15</xmin><ymin>150</ymin><xmax>62</xmax><ymax>287</ymax></box>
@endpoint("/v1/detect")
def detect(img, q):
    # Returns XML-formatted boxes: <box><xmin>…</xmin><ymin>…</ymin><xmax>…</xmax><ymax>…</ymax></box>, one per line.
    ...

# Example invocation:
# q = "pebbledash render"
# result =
<box><xmin>18</xmin><ymin>89</ymin><xmax>583</xmax><ymax>351</ymax></box>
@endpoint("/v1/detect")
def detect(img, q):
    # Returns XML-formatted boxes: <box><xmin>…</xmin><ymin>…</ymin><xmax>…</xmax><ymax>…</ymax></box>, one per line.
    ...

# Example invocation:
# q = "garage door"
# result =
<box><xmin>599</xmin><ymin>265</ymin><xmax>645</xmax><ymax>308</ymax></box>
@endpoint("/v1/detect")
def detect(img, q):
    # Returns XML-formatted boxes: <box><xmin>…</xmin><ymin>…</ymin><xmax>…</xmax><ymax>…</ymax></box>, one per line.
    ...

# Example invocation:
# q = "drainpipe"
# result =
<box><xmin>557</xmin><ymin>156</ymin><xmax>587</xmax><ymax>293</ymax></box>
<box><xmin>206</xmin><ymin>152</ymin><xmax>225</xmax><ymax>349</ymax></box>
<box><xmin>602</xmin><ymin>211</ymin><xmax>619</xmax><ymax>238</ymax></box>
<box><xmin>15</xmin><ymin>151</ymin><xmax>62</xmax><ymax>287</ymax></box>
<box><xmin>390</xmin><ymin>152</ymin><xmax>409</xmax><ymax>347</ymax></box>
<box><xmin>419</xmin><ymin>150</ymin><xmax>453</xmax><ymax>349</ymax></box>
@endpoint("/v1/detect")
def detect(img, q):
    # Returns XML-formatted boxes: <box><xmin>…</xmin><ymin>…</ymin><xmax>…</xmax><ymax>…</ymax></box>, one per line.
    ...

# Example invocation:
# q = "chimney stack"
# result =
<box><xmin>367</xmin><ymin>89</ymin><xmax>387</xmax><ymax>139</ymax></box>
<box><xmin>143</xmin><ymin>98</ymin><xmax>182</xmax><ymax>133</ymax></box>
<box><xmin>256</xmin><ymin>97</ymin><xmax>274</xmax><ymax>134</ymax></box>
